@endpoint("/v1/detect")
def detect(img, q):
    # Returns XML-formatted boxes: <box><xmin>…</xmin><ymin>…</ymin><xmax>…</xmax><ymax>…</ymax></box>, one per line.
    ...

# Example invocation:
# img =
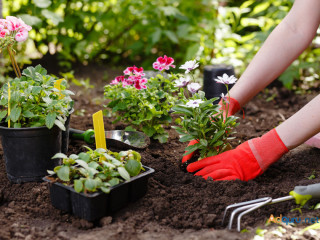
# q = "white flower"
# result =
<box><xmin>220</xmin><ymin>93</ymin><xmax>229</xmax><ymax>103</ymax></box>
<box><xmin>214</xmin><ymin>73</ymin><xmax>237</xmax><ymax>85</ymax></box>
<box><xmin>186</xmin><ymin>99</ymin><xmax>204</xmax><ymax>108</ymax></box>
<box><xmin>187</xmin><ymin>82</ymin><xmax>201</xmax><ymax>94</ymax></box>
<box><xmin>174</xmin><ymin>75</ymin><xmax>191</xmax><ymax>88</ymax></box>
<box><xmin>179</xmin><ymin>60</ymin><xmax>199</xmax><ymax>74</ymax></box>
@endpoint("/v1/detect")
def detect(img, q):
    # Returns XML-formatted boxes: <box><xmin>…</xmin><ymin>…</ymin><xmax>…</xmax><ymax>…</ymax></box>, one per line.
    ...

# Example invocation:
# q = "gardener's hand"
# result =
<box><xmin>181</xmin><ymin>97</ymin><xmax>241</xmax><ymax>163</ymax></box>
<box><xmin>187</xmin><ymin>129</ymin><xmax>288</xmax><ymax>181</ymax></box>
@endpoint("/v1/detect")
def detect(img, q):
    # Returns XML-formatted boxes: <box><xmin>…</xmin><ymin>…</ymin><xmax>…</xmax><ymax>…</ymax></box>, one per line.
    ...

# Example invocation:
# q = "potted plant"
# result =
<box><xmin>0</xmin><ymin>16</ymin><xmax>74</xmax><ymax>183</ymax></box>
<box><xmin>0</xmin><ymin>65</ymin><xmax>74</xmax><ymax>183</ymax></box>
<box><xmin>44</xmin><ymin>146</ymin><xmax>154</xmax><ymax>221</ymax></box>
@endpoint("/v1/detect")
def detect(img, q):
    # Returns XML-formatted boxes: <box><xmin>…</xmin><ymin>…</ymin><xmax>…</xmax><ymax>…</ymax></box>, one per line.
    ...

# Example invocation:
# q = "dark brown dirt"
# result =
<box><xmin>0</xmin><ymin>68</ymin><xmax>320</xmax><ymax>239</ymax></box>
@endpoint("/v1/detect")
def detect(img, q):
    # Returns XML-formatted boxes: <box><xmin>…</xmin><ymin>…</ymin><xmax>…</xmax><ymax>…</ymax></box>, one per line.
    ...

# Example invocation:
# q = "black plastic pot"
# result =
<box><xmin>203</xmin><ymin>64</ymin><xmax>235</xmax><ymax>104</ymax></box>
<box><xmin>43</xmin><ymin>166</ymin><xmax>155</xmax><ymax>222</ymax></box>
<box><xmin>0</xmin><ymin>125</ymin><xmax>62</xmax><ymax>183</ymax></box>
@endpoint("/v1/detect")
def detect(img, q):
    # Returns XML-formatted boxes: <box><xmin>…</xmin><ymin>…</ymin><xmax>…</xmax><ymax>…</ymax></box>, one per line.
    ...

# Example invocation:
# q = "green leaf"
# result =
<box><xmin>118</xmin><ymin>167</ymin><xmax>130</xmax><ymax>181</ymax></box>
<box><xmin>41</xmin><ymin>9</ymin><xmax>63</xmax><ymax>25</ymax></box>
<box><xmin>46</xmin><ymin>112</ymin><xmax>57</xmax><ymax>129</ymax></box>
<box><xmin>0</xmin><ymin>110</ymin><xmax>7</xmax><ymax>121</ymax></box>
<box><xmin>57</xmin><ymin>166</ymin><xmax>70</xmax><ymax>182</ymax></box>
<box><xmin>153</xmin><ymin>133</ymin><xmax>169</xmax><ymax>143</ymax></box>
<box><xmin>184</xmin><ymin>143</ymin><xmax>201</xmax><ymax>154</ymax></box>
<box><xmin>212</xmin><ymin>130</ymin><xmax>226</xmax><ymax>142</ymax></box>
<box><xmin>88</xmin><ymin>162</ymin><xmax>100</xmax><ymax>170</ymax></box>
<box><xmin>22</xmin><ymin>110</ymin><xmax>35</xmax><ymax>118</ymax></box>
<box><xmin>9</xmin><ymin>107</ymin><xmax>21</xmax><ymax>122</ymax></box>
<box><xmin>179</xmin><ymin>134</ymin><xmax>196</xmax><ymax>143</ymax></box>
<box><xmin>74</xmin><ymin>180</ymin><xmax>83</xmax><ymax>193</ymax></box>
<box><xmin>108</xmin><ymin>178</ymin><xmax>120</xmax><ymax>186</ymax></box>
<box><xmin>78</xmin><ymin>152</ymin><xmax>90</xmax><ymax>162</ymax></box>
<box><xmin>200</xmin><ymin>139</ymin><xmax>208</xmax><ymax>147</ymax></box>
<box><xmin>84</xmin><ymin>178</ymin><xmax>96</xmax><ymax>192</ymax></box>
<box><xmin>18</xmin><ymin>14</ymin><xmax>42</xmax><ymax>27</ymax></box>
<box><xmin>75</xmin><ymin>160</ymin><xmax>89</xmax><ymax>169</ymax></box>
<box><xmin>52</xmin><ymin>153</ymin><xmax>68</xmax><ymax>159</ymax></box>
<box><xmin>34</xmin><ymin>0</ymin><xmax>52</xmax><ymax>8</ymax></box>
<box><xmin>32</xmin><ymin>86</ymin><xmax>42</xmax><ymax>95</ymax></box>
<box><xmin>164</xmin><ymin>30</ymin><xmax>179</xmax><ymax>43</ymax></box>
<box><xmin>171</xmin><ymin>106</ymin><xmax>193</xmax><ymax>115</ymax></box>
<box><xmin>125</xmin><ymin>159</ymin><xmax>142</xmax><ymax>177</ymax></box>
<box><xmin>152</xmin><ymin>28</ymin><xmax>162</xmax><ymax>44</ymax></box>
<box><xmin>186</xmin><ymin>43</ymin><xmax>200</xmax><ymax>61</ymax></box>
<box><xmin>101</xmin><ymin>187</ymin><xmax>110</xmax><ymax>194</ymax></box>
<box><xmin>54</xmin><ymin>119</ymin><xmax>66</xmax><ymax>131</ymax></box>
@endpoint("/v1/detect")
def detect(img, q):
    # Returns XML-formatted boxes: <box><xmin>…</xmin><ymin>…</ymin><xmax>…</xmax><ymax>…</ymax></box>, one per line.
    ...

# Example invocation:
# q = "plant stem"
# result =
<box><xmin>225</xmin><ymin>84</ymin><xmax>230</xmax><ymax>120</ymax></box>
<box><xmin>7</xmin><ymin>46</ymin><xmax>21</xmax><ymax>78</ymax></box>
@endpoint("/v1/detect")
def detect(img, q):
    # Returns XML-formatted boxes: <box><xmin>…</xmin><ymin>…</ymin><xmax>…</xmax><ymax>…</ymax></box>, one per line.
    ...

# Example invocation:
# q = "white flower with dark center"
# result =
<box><xmin>187</xmin><ymin>82</ymin><xmax>201</xmax><ymax>94</ymax></box>
<box><xmin>179</xmin><ymin>60</ymin><xmax>199</xmax><ymax>74</ymax></box>
<box><xmin>174</xmin><ymin>75</ymin><xmax>191</xmax><ymax>88</ymax></box>
<box><xmin>214</xmin><ymin>73</ymin><xmax>237</xmax><ymax>85</ymax></box>
<box><xmin>186</xmin><ymin>99</ymin><xmax>204</xmax><ymax>108</ymax></box>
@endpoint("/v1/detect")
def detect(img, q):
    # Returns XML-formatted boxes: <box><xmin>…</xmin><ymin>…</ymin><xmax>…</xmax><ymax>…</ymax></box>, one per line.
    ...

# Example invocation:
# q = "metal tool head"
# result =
<box><xmin>105</xmin><ymin>130</ymin><xmax>150</xmax><ymax>149</ymax></box>
<box><xmin>222</xmin><ymin>197</ymin><xmax>272</xmax><ymax>232</ymax></box>
<box><xmin>222</xmin><ymin>195</ymin><xmax>294</xmax><ymax>232</ymax></box>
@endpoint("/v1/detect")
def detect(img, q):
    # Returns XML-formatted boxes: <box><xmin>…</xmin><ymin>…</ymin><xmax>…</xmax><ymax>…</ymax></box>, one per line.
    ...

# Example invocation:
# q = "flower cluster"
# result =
<box><xmin>0</xmin><ymin>16</ymin><xmax>32</xmax><ymax>78</ymax></box>
<box><xmin>0</xmin><ymin>16</ymin><xmax>32</xmax><ymax>45</ymax></box>
<box><xmin>152</xmin><ymin>55</ymin><xmax>175</xmax><ymax>71</ymax></box>
<box><xmin>172</xmin><ymin>59</ymin><xmax>201</xmax><ymax>95</ymax></box>
<box><xmin>110</xmin><ymin>66</ymin><xmax>148</xmax><ymax>90</ymax></box>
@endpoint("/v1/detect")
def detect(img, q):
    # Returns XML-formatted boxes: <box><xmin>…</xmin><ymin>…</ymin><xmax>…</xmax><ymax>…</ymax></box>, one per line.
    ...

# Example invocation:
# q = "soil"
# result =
<box><xmin>1</xmin><ymin>64</ymin><xmax>320</xmax><ymax>240</ymax></box>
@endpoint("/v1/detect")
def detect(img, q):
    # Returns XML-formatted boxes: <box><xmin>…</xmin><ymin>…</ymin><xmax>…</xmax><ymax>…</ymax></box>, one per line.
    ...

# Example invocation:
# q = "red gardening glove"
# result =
<box><xmin>181</xmin><ymin>97</ymin><xmax>241</xmax><ymax>163</ymax></box>
<box><xmin>187</xmin><ymin>129</ymin><xmax>288</xmax><ymax>181</ymax></box>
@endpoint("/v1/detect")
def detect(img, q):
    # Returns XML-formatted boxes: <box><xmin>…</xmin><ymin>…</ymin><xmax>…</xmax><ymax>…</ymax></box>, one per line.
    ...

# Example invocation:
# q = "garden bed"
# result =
<box><xmin>0</xmin><ymin>65</ymin><xmax>320</xmax><ymax>239</ymax></box>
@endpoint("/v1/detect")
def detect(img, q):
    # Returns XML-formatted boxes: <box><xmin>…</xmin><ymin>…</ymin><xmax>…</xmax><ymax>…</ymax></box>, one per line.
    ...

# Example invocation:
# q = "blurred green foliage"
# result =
<box><xmin>3</xmin><ymin>0</ymin><xmax>320</xmax><ymax>90</ymax></box>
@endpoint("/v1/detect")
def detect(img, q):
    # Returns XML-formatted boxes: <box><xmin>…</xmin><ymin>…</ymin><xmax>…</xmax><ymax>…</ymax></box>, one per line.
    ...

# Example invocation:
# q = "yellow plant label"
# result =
<box><xmin>92</xmin><ymin>110</ymin><xmax>106</xmax><ymax>150</ymax></box>
<box><xmin>54</xmin><ymin>78</ymin><xmax>64</xmax><ymax>99</ymax></box>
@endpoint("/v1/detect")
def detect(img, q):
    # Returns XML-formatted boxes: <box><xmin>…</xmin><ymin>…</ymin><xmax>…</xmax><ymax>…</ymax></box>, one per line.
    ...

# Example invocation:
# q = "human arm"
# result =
<box><xmin>230</xmin><ymin>0</ymin><xmax>320</xmax><ymax>107</ymax></box>
<box><xmin>187</xmin><ymin>94</ymin><xmax>320</xmax><ymax>180</ymax></box>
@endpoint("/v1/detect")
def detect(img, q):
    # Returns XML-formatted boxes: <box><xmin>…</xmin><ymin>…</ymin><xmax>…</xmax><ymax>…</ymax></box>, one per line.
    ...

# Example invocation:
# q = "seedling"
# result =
<box><xmin>50</xmin><ymin>147</ymin><xmax>144</xmax><ymax>194</ymax></box>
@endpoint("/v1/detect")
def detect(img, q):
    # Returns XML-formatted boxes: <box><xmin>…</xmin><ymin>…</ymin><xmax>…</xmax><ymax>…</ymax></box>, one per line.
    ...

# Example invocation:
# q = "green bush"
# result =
<box><xmin>4</xmin><ymin>0</ymin><xmax>319</xmax><ymax>90</ymax></box>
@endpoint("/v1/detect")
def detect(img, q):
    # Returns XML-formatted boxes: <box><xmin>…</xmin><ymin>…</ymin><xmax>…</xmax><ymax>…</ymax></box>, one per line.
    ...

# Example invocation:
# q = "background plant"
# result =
<box><xmin>0</xmin><ymin>64</ymin><xmax>74</xmax><ymax>129</ymax></box>
<box><xmin>50</xmin><ymin>147</ymin><xmax>143</xmax><ymax>194</ymax></box>
<box><xmin>3</xmin><ymin>0</ymin><xmax>319</xmax><ymax>90</ymax></box>
<box><xmin>104</xmin><ymin>60</ymin><xmax>181</xmax><ymax>143</ymax></box>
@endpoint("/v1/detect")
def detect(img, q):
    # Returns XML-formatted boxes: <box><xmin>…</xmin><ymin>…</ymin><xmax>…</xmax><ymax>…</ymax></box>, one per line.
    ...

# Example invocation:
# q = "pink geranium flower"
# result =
<box><xmin>134</xmin><ymin>77</ymin><xmax>148</xmax><ymax>90</ymax></box>
<box><xmin>110</xmin><ymin>75</ymin><xmax>125</xmax><ymax>85</ymax></box>
<box><xmin>15</xmin><ymin>29</ymin><xmax>29</xmax><ymax>42</ymax></box>
<box><xmin>124</xmin><ymin>66</ymin><xmax>145</xmax><ymax>76</ymax></box>
<box><xmin>6</xmin><ymin>16</ymin><xmax>32</xmax><ymax>32</ymax></box>
<box><xmin>153</xmin><ymin>55</ymin><xmax>175</xmax><ymax>71</ymax></box>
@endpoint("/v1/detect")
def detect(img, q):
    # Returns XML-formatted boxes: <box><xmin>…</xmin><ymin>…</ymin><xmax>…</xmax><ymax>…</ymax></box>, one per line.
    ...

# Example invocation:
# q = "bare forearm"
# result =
<box><xmin>276</xmin><ymin>94</ymin><xmax>320</xmax><ymax>149</ymax></box>
<box><xmin>230</xmin><ymin>0</ymin><xmax>320</xmax><ymax>106</ymax></box>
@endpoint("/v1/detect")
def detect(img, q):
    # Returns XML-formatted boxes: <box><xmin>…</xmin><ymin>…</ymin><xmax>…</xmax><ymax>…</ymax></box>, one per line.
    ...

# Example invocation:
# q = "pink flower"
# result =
<box><xmin>152</xmin><ymin>55</ymin><xmax>175</xmax><ymax>71</ymax></box>
<box><xmin>134</xmin><ymin>77</ymin><xmax>148</xmax><ymax>90</ymax></box>
<box><xmin>6</xmin><ymin>16</ymin><xmax>31</xmax><ymax>32</ymax></box>
<box><xmin>124</xmin><ymin>66</ymin><xmax>145</xmax><ymax>76</ymax></box>
<box><xmin>110</xmin><ymin>75</ymin><xmax>125</xmax><ymax>85</ymax></box>
<box><xmin>0</xmin><ymin>28</ymin><xmax>9</xmax><ymax>38</ymax></box>
<box><xmin>15</xmin><ymin>29</ymin><xmax>29</xmax><ymax>42</ymax></box>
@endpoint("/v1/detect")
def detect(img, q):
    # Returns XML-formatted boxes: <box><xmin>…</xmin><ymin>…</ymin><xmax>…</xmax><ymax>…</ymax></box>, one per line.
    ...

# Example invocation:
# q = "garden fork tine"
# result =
<box><xmin>223</xmin><ymin>195</ymin><xmax>295</xmax><ymax>232</ymax></box>
<box><xmin>222</xmin><ymin>197</ymin><xmax>271</xmax><ymax>226</ymax></box>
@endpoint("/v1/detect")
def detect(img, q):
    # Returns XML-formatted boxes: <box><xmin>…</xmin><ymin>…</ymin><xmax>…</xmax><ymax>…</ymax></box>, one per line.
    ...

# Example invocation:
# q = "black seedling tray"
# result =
<box><xmin>43</xmin><ymin>165</ymin><xmax>154</xmax><ymax>221</ymax></box>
